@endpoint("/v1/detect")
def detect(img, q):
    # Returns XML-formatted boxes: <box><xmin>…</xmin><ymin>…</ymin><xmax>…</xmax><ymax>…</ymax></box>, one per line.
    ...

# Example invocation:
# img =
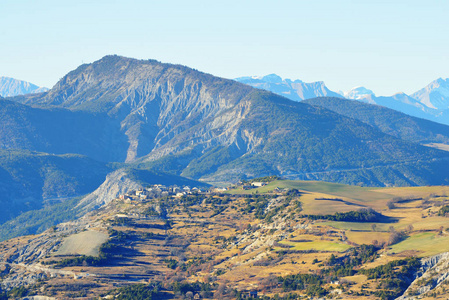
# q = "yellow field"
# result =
<box><xmin>279</xmin><ymin>240</ymin><xmax>351</xmax><ymax>252</ymax></box>
<box><xmin>299</xmin><ymin>191</ymin><xmax>367</xmax><ymax>215</ymax></box>
<box><xmin>345</xmin><ymin>231</ymin><xmax>390</xmax><ymax>245</ymax></box>
<box><xmin>320</xmin><ymin>221</ymin><xmax>395</xmax><ymax>232</ymax></box>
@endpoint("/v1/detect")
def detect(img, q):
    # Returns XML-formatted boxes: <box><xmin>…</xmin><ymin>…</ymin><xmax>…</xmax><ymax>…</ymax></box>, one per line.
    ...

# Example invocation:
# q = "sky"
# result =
<box><xmin>1</xmin><ymin>0</ymin><xmax>448</xmax><ymax>96</ymax></box>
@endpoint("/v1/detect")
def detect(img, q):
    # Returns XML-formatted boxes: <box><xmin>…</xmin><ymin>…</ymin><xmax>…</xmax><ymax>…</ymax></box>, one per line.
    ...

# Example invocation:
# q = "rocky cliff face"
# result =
<box><xmin>398</xmin><ymin>252</ymin><xmax>449</xmax><ymax>299</ymax></box>
<box><xmin>77</xmin><ymin>169</ymin><xmax>145</xmax><ymax>211</ymax></box>
<box><xmin>16</xmin><ymin>55</ymin><xmax>254</xmax><ymax>162</ymax></box>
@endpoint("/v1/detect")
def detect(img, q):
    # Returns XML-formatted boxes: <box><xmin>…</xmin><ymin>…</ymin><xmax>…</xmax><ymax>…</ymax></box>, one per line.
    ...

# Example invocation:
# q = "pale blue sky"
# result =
<box><xmin>1</xmin><ymin>0</ymin><xmax>448</xmax><ymax>95</ymax></box>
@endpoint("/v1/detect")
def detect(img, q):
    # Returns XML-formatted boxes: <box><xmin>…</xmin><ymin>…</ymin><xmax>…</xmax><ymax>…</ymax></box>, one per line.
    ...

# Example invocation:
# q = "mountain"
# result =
<box><xmin>0</xmin><ymin>149</ymin><xmax>111</xmax><ymax>223</ymax></box>
<box><xmin>340</xmin><ymin>86</ymin><xmax>376</xmax><ymax>100</ymax></box>
<box><xmin>411</xmin><ymin>78</ymin><xmax>449</xmax><ymax>110</ymax></box>
<box><xmin>0</xmin><ymin>76</ymin><xmax>48</xmax><ymax>97</ymax></box>
<box><xmin>235</xmin><ymin>74</ymin><xmax>342</xmax><ymax>101</ymax></box>
<box><xmin>304</xmin><ymin>97</ymin><xmax>449</xmax><ymax>145</ymax></box>
<box><xmin>7</xmin><ymin>55</ymin><xmax>449</xmax><ymax>188</ymax></box>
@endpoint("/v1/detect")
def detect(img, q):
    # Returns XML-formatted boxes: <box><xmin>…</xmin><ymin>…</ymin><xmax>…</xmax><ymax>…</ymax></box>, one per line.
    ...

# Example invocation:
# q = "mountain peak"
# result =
<box><xmin>343</xmin><ymin>86</ymin><xmax>376</xmax><ymax>100</ymax></box>
<box><xmin>261</xmin><ymin>73</ymin><xmax>283</xmax><ymax>83</ymax></box>
<box><xmin>0</xmin><ymin>76</ymin><xmax>49</xmax><ymax>97</ymax></box>
<box><xmin>411</xmin><ymin>78</ymin><xmax>449</xmax><ymax>110</ymax></box>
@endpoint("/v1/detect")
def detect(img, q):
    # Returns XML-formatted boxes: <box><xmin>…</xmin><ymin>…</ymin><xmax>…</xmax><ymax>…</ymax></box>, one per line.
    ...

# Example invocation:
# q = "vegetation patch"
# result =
<box><xmin>306</xmin><ymin>208</ymin><xmax>394</xmax><ymax>223</ymax></box>
<box><xmin>359</xmin><ymin>257</ymin><xmax>421</xmax><ymax>300</ymax></box>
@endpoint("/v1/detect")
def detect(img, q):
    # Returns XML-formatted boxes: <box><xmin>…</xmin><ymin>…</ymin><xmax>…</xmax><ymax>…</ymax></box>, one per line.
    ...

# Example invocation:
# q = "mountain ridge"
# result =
<box><xmin>0</xmin><ymin>76</ymin><xmax>48</xmax><ymax>97</ymax></box>
<box><xmin>235</xmin><ymin>73</ymin><xmax>342</xmax><ymax>101</ymax></box>
<box><xmin>235</xmin><ymin>73</ymin><xmax>449</xmax><ymax>126</ymax></box>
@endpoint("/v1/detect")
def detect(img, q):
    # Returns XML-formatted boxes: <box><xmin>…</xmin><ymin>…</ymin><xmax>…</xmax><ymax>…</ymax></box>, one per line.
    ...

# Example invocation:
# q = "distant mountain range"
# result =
<box><xmin>0</xmin><ymin>76</ymin><xmax>48</xmax><ymax>97</ymax></box>
<box><xmin>235</xmin><ymin>74</ymin><xmax>342</xmax><ymax>101</ymax></box>
<box><xmin>235</xmin><ymin>75</ymin><xmax>449</xmax><ymax>125</ymax></box>
<box><xmin>3</xmin><ymin>55</ymin><xmax>449</xmax><ymax>234</ymax></box>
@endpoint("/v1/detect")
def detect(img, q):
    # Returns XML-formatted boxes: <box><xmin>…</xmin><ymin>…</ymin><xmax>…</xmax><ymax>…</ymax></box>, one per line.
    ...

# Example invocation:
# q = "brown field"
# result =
<box><xmin>55</xmin><ymin>230</ymin><xmax>109</xmax><ymax>257</ymax></box>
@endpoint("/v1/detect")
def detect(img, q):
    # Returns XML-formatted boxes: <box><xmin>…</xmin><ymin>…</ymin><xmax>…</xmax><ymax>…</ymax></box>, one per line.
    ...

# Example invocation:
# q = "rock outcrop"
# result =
<box><xmin>397</xmin><ymin>252</ymin><xmax>449</xmax><ymax>299</ymax></box>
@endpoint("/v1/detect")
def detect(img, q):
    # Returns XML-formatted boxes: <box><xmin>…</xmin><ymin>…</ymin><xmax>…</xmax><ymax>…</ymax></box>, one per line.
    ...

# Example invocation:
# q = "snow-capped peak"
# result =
<box><xmin>411</xmin><ymin>78</ymin><xmax>449</xmax><ymax>110</ymax></box>
<box><xmin>343</xmin><ymin>86</ymin><xmax>376</xmax><ymax>100</ymax></box>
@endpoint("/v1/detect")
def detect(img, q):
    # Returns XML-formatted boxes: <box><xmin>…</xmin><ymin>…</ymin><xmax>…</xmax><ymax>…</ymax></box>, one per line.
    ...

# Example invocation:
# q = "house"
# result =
<box><xmin>119</xmin><ymin>195</ymin><xmax>131</xmax><ymax>200</ymax></box>
<box><xmin>193</xmin><ymin>293</ymin><xmax>201</xmax><ymax>300</ymax></box>
<box><xmin>249</xmin><ymin>291</ymin><xmax>258</xmax><ymax>298</ymax></box>
<box><xmin>136</xmin><ymin>189</ymin><xmax>148</xmax><ymax>196</ymax></box>
<box><xmin>251</xmin><ymin>182</ymin><xmax>267</xmax><ymax>187</ymax></box>
<box><xmin>241</xmin><ymin>291</ymin><xmax>258</xmax><ymax>299</ymax></box>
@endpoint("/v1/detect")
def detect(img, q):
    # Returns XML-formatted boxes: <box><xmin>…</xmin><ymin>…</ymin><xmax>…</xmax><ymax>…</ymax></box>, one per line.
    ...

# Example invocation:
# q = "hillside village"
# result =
<box><xmin>118</xmin><ymin>180</ymin><xmax>271</xmax><ymax>202</ymax></box>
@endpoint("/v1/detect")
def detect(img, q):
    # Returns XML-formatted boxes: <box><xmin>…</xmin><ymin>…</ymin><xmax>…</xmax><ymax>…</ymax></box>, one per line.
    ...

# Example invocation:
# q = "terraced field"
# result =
<box><xmin>55</xmin><ymin>230</ymin><xmax>109</xmax><ymax>257</ymax></box>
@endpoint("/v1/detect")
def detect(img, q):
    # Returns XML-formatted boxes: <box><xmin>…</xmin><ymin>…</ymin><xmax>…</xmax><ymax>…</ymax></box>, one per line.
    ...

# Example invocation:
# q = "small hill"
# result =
<box><xmin>0</xmin><ymin>166</ymin><xmax>208</xmax><ymax>241</ymax></box>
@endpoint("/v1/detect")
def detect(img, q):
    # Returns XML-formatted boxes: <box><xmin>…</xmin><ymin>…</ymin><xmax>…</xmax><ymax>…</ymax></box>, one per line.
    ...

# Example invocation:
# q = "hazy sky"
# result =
<box><xmin>1</xmin><ymin>0</ymin><xmax>448</xmax><ymax>96</ymax></box>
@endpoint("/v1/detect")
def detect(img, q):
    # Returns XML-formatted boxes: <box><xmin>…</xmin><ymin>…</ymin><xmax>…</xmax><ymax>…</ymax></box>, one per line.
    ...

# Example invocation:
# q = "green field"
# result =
<box><xmin>389</xmin><ymin>232</ymin><xmax>449</xmax><ymax>256</ymax></box>
<box><xmin>55</xmin><ymin>230</ymin><xmax>108</xmax><ymax>257</ymax></box>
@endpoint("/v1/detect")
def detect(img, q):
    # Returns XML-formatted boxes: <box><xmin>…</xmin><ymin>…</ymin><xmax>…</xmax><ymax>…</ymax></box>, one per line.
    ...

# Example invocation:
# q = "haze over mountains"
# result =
<box><xmin>0</xmin><ymin>76</ymin><xmax>48</xmax><ymax>97</ymax></box>
<box><xmin>3</xmin><ymin>55</ymin><xmax>449</xmax><ymax>234</ymax></box>
<box><xmin>235</xmin><ymin>74</ymin><xmax>449</xmax><ymax>125</ymax></box>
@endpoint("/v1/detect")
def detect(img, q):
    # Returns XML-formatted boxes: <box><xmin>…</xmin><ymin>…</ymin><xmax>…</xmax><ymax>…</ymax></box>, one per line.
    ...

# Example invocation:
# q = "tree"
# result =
<box><xmin>387</xmin><ymin>200</ymin><xmax>395</xmax><ymax>210</ymax></box>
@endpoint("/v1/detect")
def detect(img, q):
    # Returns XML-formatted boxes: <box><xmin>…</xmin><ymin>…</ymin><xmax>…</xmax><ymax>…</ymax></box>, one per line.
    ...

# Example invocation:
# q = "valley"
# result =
<box><xmin>1</xmin><ymin>179</ymin><xmax>449</xmax><ymax>299</ymax></box>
